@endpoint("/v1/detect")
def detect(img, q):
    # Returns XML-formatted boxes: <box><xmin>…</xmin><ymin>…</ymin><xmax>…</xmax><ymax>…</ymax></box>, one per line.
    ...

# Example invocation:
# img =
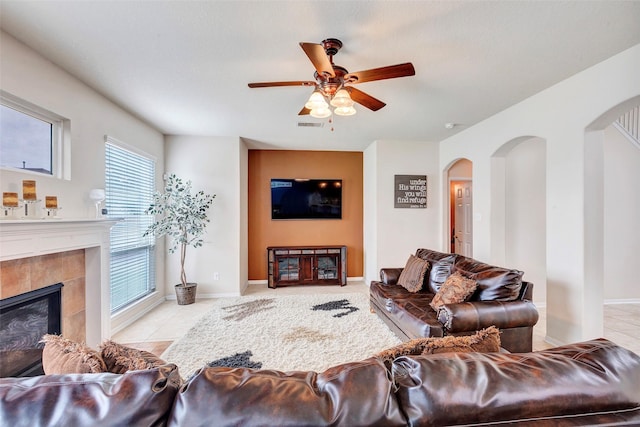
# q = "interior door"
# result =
<box><xmin>454</xmin><ymin>181</ymin><xmax>473</xmax><ymax>257</ymax></box>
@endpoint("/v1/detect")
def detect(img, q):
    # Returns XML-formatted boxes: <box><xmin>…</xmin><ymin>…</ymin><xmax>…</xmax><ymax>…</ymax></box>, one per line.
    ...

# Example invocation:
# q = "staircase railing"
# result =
<box><xmin>613</xmin><ymin>105</ymin><xmax>639</xmax><ymax>149</ymax></box>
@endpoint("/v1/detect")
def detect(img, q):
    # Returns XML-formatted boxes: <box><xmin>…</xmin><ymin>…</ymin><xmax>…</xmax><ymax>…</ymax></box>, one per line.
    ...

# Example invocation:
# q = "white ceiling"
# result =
<box><xmin>1</xmin><ymin>1</ymin><xmax>639</xmax><ymax>151</ymax></box>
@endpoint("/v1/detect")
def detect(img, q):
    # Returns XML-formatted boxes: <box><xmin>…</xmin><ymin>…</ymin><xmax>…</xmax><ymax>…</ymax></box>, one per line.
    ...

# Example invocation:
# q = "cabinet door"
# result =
<box><xmin>299</xmin><ymin>256</ymin><xmax>315</xmax><ymax>282</ymax></box>
<box><xmin>276</xmin><ymin>256</ymin><xmax>300</xmax><ymax>281</ymax></box>
<box><xmin>315</xmin><ymin>254</ymin><xmax>340</xmax><ymax>281</ymax></box>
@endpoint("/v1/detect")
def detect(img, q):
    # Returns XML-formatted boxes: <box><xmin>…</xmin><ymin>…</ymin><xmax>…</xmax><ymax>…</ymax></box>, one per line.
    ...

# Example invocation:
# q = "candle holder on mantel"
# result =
<box><xmin>2</xmin><ymin>192</ymin><xmax>21</xmax><ymax>219</ymax></box>
<box><xmin>21</xmin><ymin>180</ymin><xmax>41</xmax><ymax>218</ymax></box>
<box><xmin>1</xmin><ymin>205</ymin><xmax>21</xmax><ymax>219</ymax></box>
<box><xmin>43</xmin><ymin>196</ymin><xmax>60</xmax><ymax>218</ymax></box>
<box><xmin>43</xmin><ymin>207</ymin><xmax>62</xmax><ymax>218</ymax></box>
<box><xmin>22</xmin><ymin>199</ymin><xmax>42</xmax><ymax>218</ymax></box>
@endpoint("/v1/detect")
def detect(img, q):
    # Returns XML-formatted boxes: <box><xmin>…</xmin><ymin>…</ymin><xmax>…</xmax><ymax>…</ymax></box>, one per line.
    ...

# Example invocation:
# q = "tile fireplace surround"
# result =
<box><xmin>0</xmin><ymin>219</ymin><xmax>118</xmax><ymax>347</ymax></box>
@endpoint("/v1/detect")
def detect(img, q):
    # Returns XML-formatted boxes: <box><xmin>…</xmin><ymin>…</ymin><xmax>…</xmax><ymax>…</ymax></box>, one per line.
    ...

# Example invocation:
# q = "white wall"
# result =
<box><xmin>164</xmin><ymin>135</ymin><xmax>248</xmax><ymax>297</ymax></box>
<box><xmin>363</xmin><ymin>142</ymin><xmax>379</xmax><ymax>284</ymax></box>
<box><xmin>363</xmin><ymin>140</ymin><xmax>441</xmax><ymax>285</ymax></box>
<box><xmin>0</xmin><ymin>31</ymin><xmax>167</xmax><ymax>332</ymax></box>
<box><xmin>603</xmin><ymin>124</ymin><xmax>640</xmax><ymax>301</ymax></box>
<box><xmin>504</xmin><ymin>137</ymin><xmax>547</xmax><ymax>304</ymax></box>
<box><xmin>439</xmin><ymin>43</ymin><xmax>640</xmax><ymax>345</ymax></box>
<box><xmin>0</xmin><ymin>32</ymin><xmax>164</xmax><ymax>219</ymax></box>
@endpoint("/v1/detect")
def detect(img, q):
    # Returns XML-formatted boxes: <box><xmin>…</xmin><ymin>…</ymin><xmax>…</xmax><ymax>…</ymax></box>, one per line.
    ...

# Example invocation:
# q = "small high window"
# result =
<box><xmin>0</xmin><ymin>91</ymin><xmax>68</xmax><ymax>178</ymax></box>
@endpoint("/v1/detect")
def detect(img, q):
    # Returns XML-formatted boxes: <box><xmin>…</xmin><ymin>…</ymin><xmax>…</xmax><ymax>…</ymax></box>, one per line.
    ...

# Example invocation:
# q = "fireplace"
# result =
<box><xmin>0</xmin><ymin>283</ymin><xmax>63</xmax><ymax>377</ymax></box>
<box><xmin>0</xmin><ymin>219</ymin><xmax>118</xmax><ymax>349</ymax></box>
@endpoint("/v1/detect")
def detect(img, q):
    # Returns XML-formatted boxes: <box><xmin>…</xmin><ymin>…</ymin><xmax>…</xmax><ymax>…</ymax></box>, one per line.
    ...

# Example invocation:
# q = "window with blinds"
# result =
<box><xmin>105</xmin><ymin>137</ymin><xmax>156</xmax><ymax>313</ymax></box>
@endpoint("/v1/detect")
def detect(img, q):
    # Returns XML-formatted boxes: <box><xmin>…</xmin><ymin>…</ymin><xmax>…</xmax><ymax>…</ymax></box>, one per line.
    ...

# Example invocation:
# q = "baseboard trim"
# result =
<box><xmin>604</xmin><ymin>298</ymin><xmax>640</xmax><ymax>305</ymax></box>
<box><xmin>530</xmin><ymin>298</ymin><xmax>640</xmax><ymax>309</ymax></box>
<box><xmin>544</xmin><ymin>335</ymin><xmax>565</xmax><ymax>348</ymax></box>
<box><xmin>165</xmin><ymin>292</ymin><xmax>241</xmax><ymax>300</ymax></box>
<box><xmin>110</xmin><ymin>292</ymin><xmax>165</xmax><ymax>335</ymax></box>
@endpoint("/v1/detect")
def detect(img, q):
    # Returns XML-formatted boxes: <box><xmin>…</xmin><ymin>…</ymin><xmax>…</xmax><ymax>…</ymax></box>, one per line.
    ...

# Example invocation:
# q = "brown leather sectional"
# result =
<box><xmin>370</xmin><ymin>248</ymin><xmax>540</xmax><ymax>352</ymax></box>
<box><xmin>1</xmin><ymin>339</ymin><xmax>639</xmax><ymax>426</ymax></box>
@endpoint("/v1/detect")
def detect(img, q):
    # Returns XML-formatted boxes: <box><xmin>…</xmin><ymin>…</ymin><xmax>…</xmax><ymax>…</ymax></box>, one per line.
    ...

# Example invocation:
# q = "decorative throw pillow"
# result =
<box><xmin>41</xmin><ymin>334</ymin><xmax>107</xmax><ymax>375</ymax></box>
<box><xmin>421</xmin><ymin>326</ymin><xmax>501</xmax><ymax>354</ymax></box>
<box><xmin>425</xmin><ymin>255</ymin><xmax>457</xmax><ymax>293</ymax></box>
<box><xmin>429</xmin><ymin>271</ymin><xmax>477</xmax><ymax>311</ymax></box>
<box><xmin>374</xmin><ymin>326</ymin><xmax>501</xmax><ymax>366</ymax></box>
<box><xmin>99</xmin><ymin>340</ymin><xmax>167</xmax><ymax>374</ymax></box>
<box><xmin>397</xmin><ymin>254</ymin><xmax>430</xmax><ymax>293</ymax></box>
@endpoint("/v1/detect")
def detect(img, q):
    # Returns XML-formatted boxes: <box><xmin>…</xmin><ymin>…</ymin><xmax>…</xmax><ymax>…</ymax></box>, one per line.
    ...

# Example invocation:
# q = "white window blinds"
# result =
<box><xmin>105</xmin><ymin>137</ymin><xmax>156</xmax><ymax>312</ymax></box>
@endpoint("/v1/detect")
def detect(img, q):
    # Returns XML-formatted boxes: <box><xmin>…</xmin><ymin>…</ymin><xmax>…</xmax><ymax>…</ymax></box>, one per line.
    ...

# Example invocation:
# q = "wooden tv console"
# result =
<box><xmin>267</xmin><ymin>245</ymin><xmax>347</xmax><ymax>288</ymax></box>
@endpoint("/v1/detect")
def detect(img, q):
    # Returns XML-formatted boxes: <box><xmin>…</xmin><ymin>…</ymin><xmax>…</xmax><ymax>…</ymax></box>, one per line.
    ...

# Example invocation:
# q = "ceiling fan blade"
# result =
<box><xmin>346</xmin><ymin>87</ymin><xmax>386</xmax><ymax>111</ymax></box>
<box><xmin>299</xmin><ymin>42</ymin><xmax>335</xmax><ymax>77</ymax></box>
<box><xmin>298</xmin><ymin>106</ymin><xmax>311</xmax><ymax>115</ymax></box>
<box><xmin>248</xmin><ymin>81</ymin><xmax>315</xmax><ymax>88</ymax></box>
<box><xmin>345</xmin><ymin>62</ymin><xmax>415</xmax><ymax>84</ymax></box>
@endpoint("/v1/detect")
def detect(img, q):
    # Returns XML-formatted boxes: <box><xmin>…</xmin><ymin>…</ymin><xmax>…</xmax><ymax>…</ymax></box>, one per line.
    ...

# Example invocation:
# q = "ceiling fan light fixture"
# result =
<box><xmin>248</xmin><ymin>38</ymin><xmax>416</xmax><ymax>121</ymax></box>
<box><xmin>334</xmin><ymin>105</ymin><xmax>356</xmax><ymax>116</ymax></box>
<box><xmin>310</xmin><ymin>106</ymin><xmax>332</xmax><ymax>118</ymax></box>
<box><xmin>330</xmin><ymin>89</ymin><xmax>354</xmax><ymax>108</ymax></box>
<box><xmin>305</xmin><ymin>90</ymin><xmax>328</xmax><ymax>110</ymax></box>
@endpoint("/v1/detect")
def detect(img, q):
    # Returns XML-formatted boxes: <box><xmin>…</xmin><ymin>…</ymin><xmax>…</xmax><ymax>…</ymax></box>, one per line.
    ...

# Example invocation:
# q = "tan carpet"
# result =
<box><xmin>161</xmin><ymin>292</ymin><xmax>401</xmax><ymax>377</ymax></box>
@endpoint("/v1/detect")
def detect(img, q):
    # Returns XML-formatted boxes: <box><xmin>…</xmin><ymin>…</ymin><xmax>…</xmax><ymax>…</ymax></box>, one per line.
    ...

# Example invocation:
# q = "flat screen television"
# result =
<box><xmin>271</xmin><ymin>179</ymin><xmax>342</xmax><ymax>220</ymax></box>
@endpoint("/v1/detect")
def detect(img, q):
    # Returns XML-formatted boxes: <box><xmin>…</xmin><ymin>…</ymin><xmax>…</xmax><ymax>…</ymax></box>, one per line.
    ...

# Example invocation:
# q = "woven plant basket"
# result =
<box><xmin>175</xmin><ymin>283</ymin><xmax>197</xmax><ymax>305</ymax></box>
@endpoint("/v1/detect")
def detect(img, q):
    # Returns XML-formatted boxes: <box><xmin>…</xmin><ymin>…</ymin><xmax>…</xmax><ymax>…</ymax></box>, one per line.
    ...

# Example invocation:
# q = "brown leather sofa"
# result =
<box><xmin>1</xmin><ymin>339</ymin><xmax>639</xmax><ymax>426</ymax></box>
<box><xmin>370</xmin><ymin>248</ymin><xmax>540</xmax><ymax>353</ymax></box>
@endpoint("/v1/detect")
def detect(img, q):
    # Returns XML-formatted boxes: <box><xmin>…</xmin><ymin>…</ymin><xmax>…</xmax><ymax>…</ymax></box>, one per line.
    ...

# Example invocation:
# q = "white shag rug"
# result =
<box><xmin>161</xmin><ymin>292</ymin><xmax>401</xmax><ymax>377</ymax></box>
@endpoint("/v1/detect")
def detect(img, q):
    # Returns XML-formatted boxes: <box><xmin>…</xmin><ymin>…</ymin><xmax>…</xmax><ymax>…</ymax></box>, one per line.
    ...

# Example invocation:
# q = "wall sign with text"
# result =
<box><xmin>394</xmin><ymin>175</ymin><xmax>427</xmax><ymax>208</ymax></box>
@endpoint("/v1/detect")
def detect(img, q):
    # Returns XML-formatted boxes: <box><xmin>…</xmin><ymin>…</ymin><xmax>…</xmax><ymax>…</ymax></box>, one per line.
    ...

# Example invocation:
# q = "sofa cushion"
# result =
<box><xmin>415</xmin><ymin>248</ymin><xmax>456</xmax><ymax>264</ymax></box>
<box><xmin>392</xmin><ymin>338</ymin><xmax>640</xmax><ymax>426</ymax></box>
<box><xmin>369</xmin><ymin>281</ymin><xmax>443</xmax><ymax>339</ymax></box>
<box><xmin>99</xmin><ymin>340</ymin><xmax>167</xmax><ymax>374</ymax></box>
<box><xmin>0</xmin><ymin>365</ymin><xmax>181</xmax><ymax>427</ymax></box>
<box><xmin>397</xmin><ymin>254</ymin><xmax>430</xmax><ymax>292</ymax></box>
<box><xmin>454</xmin><ymin>257</ymin><xmax>523</xmax><ymax>301</ymax></box>
<box><xmin>167</xmin><ymin>357</ymin><xmax>406</xmax><ymax>427</ymax></box>
<box><xmin>41</xmin><ymin>334</ymin><xmax>106</xmax><ymax>375</ymax></box>
<box><xmin>375</xmin><ymin>326</ymin><xmax>500</xmax><ymax>366</ymax></box>
<box><xmin>430</xmin><ymin>271</ymin><xmax>477</xmax><ymax>311</ymax></box>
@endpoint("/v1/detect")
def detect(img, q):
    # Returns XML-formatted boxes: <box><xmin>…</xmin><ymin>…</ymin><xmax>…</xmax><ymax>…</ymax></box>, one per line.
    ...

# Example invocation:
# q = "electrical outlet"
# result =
<box><xmin>213</xmin><ymin>272</ymin><xmax>220</xmax><ymax>280</ymax></box>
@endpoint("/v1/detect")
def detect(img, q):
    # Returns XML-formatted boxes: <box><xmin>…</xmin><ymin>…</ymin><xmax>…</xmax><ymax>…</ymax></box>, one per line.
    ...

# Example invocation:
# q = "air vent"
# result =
<box><xmin>297</xmin><ymin>122</ymin><xmax>324</xmax><ymax>128</ymax></box>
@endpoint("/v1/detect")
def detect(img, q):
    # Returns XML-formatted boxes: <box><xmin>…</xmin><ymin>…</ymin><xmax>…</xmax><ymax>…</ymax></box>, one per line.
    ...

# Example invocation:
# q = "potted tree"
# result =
<box><xmin>144</xmin><ymin>174</ymin><xmax>215</xmax><ymax>305</ymax></box>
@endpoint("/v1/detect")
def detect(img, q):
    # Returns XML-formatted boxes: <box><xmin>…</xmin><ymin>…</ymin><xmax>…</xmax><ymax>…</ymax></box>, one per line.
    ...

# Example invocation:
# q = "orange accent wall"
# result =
<box><xmin>248</xmin><ymin>150</ymin><xmax>363</xmax><ymax>280</ymax></box>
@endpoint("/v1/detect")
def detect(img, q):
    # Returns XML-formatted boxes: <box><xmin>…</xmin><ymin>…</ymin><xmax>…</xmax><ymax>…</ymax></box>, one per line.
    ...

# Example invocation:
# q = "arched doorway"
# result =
<box><xmin>446</xmin><ymin>159</ymin><xmax>472</xmax><ymax>256</ymax></box>
<box><xmin>492</xmin><ymin>136</ymin><xmax>547</xmax><ymax>305</ymax></box>
<box><xmin>585</xmin><ymin>96</ymin><xmax>640</xmax><ymax>345</ymax></box>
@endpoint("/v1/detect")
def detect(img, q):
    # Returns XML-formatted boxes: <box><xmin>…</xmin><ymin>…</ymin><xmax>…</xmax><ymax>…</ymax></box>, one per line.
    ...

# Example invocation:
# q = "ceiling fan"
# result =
<box><xmin>248</xmin><ymin>38</ymin><xmax>415</xmax><ymax>118</ymax></box>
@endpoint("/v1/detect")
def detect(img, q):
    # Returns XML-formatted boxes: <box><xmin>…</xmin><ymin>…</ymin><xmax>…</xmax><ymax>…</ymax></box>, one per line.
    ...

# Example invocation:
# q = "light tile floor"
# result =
<box><xmin>113</xmin><ymin>282</ymin><xmax>640</xmax><ymax>356</ymax></box>
<box><xmin>533</xmin><ymin>304</ymin><xmax>640</xmax><ymax>354</ymax></box>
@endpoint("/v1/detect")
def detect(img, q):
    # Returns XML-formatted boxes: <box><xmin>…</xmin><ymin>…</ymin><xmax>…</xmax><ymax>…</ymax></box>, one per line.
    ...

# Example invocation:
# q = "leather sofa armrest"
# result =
<box><xmin>380</xmin><ymin>268</ymin><xmax>403</xmax><ymax>285</ymax></box>
<box><xmin>437</xmin><ymin>300</ymin><xmax>539</xmax><ymax>333</ymax></box>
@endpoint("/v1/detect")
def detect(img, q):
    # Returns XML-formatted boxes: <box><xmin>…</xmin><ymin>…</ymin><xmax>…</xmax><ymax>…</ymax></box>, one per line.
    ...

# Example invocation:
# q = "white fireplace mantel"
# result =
<box><xmin>0</xmin><ymin>218</ymin><xmax>119</xmax><ymax>347</ymax></box>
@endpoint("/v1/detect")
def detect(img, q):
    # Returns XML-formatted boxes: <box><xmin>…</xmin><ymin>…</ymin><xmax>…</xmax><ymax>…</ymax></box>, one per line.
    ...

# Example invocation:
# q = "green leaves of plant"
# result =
<box><xmin>143</xmin><ymin>174</ymin><xmax>216</xmax><ymax>254</ymax></box>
